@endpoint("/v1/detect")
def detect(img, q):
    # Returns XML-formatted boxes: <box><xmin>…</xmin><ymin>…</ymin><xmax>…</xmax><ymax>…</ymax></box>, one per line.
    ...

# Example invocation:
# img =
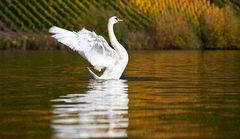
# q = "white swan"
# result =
<box><xmin>49</xmin><ymin>16</ymin><xmax>128</xmax><ymax>79</ymax></box>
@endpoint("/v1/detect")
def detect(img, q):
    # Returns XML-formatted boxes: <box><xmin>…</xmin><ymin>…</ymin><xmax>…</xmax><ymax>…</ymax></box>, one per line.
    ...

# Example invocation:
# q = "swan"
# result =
<box><xmin>49</xmin><ymin>16</ymin><xmax>128</xmax><ymax>79</ymax></box>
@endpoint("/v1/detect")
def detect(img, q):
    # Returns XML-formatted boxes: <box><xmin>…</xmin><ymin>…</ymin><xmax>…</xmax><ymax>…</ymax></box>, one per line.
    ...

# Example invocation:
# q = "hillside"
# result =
<box><xmin>0</xmin><ymin>0</ymin><xmax>239</xmax><ymax>49</ymax></box>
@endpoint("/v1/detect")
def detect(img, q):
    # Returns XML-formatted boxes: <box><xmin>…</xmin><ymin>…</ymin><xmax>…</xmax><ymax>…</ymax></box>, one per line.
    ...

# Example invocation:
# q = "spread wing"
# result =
<box><xmin>49</xmin><ymin>26</ymin><xmax>119</xmax><ymax>71</ymax></box>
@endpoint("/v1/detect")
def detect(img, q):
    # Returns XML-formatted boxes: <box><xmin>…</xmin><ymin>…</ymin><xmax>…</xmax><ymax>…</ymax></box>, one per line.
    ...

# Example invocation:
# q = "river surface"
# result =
<box><xmin>0</xmin><ymin>50</ymin><xmax>240</xmax><ymax>139</ymax></box>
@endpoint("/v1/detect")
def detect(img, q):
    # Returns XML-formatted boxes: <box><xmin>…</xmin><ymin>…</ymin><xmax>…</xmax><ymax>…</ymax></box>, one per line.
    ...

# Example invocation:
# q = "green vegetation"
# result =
<box><xmin>153</xmin><ymin>10</ymin><xmax>202</xmax><ymax>49</ymax></box>
<box><xmin>200</xmin><ymin>6</ymin><xmax>240</xmax><ymax>49</ymax></box>
<box><xmin>0</xmin><ymin>0</ymin><xmax>239</xmax><ymax>50</ymax></box>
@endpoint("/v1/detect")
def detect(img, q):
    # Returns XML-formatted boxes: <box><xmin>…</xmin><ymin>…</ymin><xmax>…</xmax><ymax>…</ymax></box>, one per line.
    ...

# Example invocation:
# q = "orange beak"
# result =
<box><xmin>118</xmin><ymin>18</ymin><xmax>123</xmax><ymax>22</ymax></box>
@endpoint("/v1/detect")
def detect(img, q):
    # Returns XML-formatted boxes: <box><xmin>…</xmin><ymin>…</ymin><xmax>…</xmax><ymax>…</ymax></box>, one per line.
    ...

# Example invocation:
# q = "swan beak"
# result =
<box><xmin>118</xmin><ymin>18</ymin><xmax>123</xmax><ymax>22</ymax></box>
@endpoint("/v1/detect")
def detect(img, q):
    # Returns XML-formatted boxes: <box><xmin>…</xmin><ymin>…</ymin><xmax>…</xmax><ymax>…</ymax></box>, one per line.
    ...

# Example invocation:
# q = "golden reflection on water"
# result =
<box><xmin>51</xmin><ymin>79</ymin><xmax>129</xmax><ymax>138</ymax></box>
<box><xmin>126</xmin><ymin>51</ymin><xmax>239</xmax><ymax>138</ymax></box>
<box><xmin>0</xmin><ymin>51</ymin><xmax>240</xmax><ymax>139</ymax></box>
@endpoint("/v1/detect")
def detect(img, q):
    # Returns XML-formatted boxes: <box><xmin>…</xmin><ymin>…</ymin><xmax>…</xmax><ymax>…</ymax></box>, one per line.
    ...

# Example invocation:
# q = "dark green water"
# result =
<box><xmin>0</xmin><ymin>50</ymin><xmax>240</xmax><ymax>139</ymax></box>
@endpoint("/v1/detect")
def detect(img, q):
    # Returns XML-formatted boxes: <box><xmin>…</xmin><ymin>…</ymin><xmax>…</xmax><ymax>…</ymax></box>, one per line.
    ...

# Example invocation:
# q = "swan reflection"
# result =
<box><xmin>51</xmin><ymin>79</ymin><xmax>129</xmax><ymax>138</ymax></box>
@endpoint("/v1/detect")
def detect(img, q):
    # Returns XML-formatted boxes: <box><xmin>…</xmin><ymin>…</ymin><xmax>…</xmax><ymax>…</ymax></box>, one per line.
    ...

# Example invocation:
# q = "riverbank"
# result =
<box><xmin>1</xmin><ymin>1</ymin><xmax>239</xmax><ymax>50</ymax></box>
<box><xmin>0</xmin><ymin>31</ymin><xmax>64</xmax><ymax>50</ymax></box>
<box><xmin>0</xmin><ymin>31</ymin><xmax>240</xmax><ymax>50</ymax></box>
<box><xmin>1</xmin><ymin>7</ymin><xmax>239</xmax><ymax>50</ymax></box>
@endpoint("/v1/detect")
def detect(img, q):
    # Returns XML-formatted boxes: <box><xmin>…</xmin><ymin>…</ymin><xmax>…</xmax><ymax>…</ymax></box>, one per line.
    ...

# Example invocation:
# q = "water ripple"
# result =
<box><xmin>50</xmin><ymin>79</ymin><xmax>129</xmax><ymax>139</ymax></box>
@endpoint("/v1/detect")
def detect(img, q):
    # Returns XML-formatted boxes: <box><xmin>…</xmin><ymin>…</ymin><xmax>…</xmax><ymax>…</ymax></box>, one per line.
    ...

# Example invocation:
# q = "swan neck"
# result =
<box><xmin>108</xmin><ymin>23</ymin><xmax>119</xmax><ymax>48</ymax></box>
<box><xmin>108</xmin><ymin>22</ymin><xmax>128</xmax><ymax>59</ymax></box>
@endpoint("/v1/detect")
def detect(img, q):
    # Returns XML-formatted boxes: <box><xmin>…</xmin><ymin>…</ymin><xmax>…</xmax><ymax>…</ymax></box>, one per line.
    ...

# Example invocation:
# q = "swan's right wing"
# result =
<box><xmin>49</xmin><ymin>26</ymin><xmax>119</xmax><ymax>71</ymax></box>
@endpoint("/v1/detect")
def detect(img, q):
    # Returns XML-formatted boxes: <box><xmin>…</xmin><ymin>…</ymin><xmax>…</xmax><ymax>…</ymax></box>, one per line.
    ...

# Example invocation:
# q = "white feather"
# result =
<box><xmin>49</xmin><ymin>26</ymin><xmax>119</xmax><ymax>71</ymax></box>
<box><xmin>49</xmin><ymin>16</ymin><xmax>128</xmax><ymax>79</ymax></box>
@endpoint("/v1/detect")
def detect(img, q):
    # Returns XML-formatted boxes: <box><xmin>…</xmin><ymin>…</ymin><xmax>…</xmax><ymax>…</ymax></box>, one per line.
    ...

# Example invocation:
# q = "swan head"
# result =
<box><xmin>108</xmin><ymin>16</ymin><xmax>123</xmax><ymax>25</ymax></box>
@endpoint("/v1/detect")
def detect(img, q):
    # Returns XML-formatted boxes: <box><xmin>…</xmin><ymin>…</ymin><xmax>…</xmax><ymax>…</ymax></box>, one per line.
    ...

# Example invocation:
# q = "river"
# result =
<box><xmin>0</xmin><ymin>50</ymin><xmax>240</xmax><ymax>138</ymax></box>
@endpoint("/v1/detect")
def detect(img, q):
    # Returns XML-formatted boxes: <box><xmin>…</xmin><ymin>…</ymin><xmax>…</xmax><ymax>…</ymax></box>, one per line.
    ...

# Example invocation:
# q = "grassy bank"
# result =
<box><xmin>0</xmin><ymin>0</ymin><xmax>239</xmax><ymax>50</ymax></box>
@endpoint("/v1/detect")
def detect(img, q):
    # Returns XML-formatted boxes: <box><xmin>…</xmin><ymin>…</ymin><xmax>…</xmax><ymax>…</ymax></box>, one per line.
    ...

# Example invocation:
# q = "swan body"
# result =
<box><xmin>49</xmin><ymin>16</ymin><xmax>128</xmax><ymax>79</ymax></box>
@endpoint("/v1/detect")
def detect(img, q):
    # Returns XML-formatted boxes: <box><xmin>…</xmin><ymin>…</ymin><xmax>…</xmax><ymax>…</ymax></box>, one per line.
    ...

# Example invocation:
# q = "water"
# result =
<box><xmin>0</xmin><ymin>50</ymin><xmax>240</xmax><ymax>139</ymax></box>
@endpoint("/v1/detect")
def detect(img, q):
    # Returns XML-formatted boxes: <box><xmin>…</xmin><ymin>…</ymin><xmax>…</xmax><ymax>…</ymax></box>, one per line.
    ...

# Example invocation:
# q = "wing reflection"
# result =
<box><xmin>50</xmin><ymin>79</ymin><xmax>129</xmax><ymax>138</ymax></box>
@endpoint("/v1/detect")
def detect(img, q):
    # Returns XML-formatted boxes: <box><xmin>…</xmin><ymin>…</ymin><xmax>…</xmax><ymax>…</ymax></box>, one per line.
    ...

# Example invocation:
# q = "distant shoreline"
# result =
<box><xmin>1</xmin><ymin>1</ymin><xmax>239</xmax><ymax>50</ymax></box>
<box><xmin>0</xmin><ymin>32</ymin><xmax>239</xmax><ymax>50</ymax></box>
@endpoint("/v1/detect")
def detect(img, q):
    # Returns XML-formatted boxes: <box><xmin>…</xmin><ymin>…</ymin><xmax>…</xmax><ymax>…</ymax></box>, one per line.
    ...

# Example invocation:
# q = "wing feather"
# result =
<box><xmin>49</xmin><ymin>26</ymin><xmax>119</xmax><ymax>71</ymax></box>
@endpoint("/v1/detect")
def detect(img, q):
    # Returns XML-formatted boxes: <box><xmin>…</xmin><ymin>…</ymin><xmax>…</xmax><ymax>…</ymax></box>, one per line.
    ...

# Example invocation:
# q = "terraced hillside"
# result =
<box><xmin>0</xmin><ymin>0</ymin><xmax>239</xmax><ymax>49</ymax></box>
<box><xmin>0</xmin><ymin>0</ymin><xmax>150</xmax><ymax>31</ymax></box>
<box><xmin>0</xmin><ymin>0</ymin><xmax>227</xmax><ymax>32</ymax></box>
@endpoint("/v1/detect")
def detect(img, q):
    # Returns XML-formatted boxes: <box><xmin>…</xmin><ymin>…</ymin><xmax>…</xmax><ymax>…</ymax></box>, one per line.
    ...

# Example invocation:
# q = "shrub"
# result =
<box><xmin>200</xmin><ymin>6</ymin><xmax>240</xmax><ymax>49</ymax></box>
<box><xmin>0</xmin><ymin>31</ymin><xmax>65</xmax><ymax>50</ymax></box>
<box><xmin>222</xmin><ymin>6</ymin><xmax>240</xmax><ymax>49</ymax></box>
<box><xmin>126</xmin><ymin>30</ymin><xmax>153</xmax><ymax>50</ymax></box>
<box><xmin>153</xmin><ymin>10</ymin><xmax>201</xmax><ymax>49</ymax></box>
<box><xmin>200</xmin><ymin>6</ymin><xmax>226</xmax><ymax>49</ymax></box>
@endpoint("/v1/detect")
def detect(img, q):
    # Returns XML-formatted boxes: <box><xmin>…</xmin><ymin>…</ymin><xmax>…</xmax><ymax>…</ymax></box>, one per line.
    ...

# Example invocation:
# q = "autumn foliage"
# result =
<box><xmin>0</xmin><ymin>0</ymin><xmax>239</xmax><ymax>49</ymax></box>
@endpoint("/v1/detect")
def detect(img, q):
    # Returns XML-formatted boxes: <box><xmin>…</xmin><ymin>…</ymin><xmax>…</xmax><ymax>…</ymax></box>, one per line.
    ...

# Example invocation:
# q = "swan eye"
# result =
<box><xmin>115</xmin><ymin>17</ymin><xmax>118</xmax><ymax>20</ymax></box>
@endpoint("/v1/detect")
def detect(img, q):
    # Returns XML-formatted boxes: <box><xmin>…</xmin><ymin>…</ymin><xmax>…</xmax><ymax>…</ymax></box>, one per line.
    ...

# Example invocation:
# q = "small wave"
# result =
<box><xmin>121</xmin><ymin>76</ymin><xmax>163</xmax><ymax>81</ymax></box>
<box><xmin>77</xmin><ymin>76</ymin><xmax>163</xmax><ymax>81</ymax></box>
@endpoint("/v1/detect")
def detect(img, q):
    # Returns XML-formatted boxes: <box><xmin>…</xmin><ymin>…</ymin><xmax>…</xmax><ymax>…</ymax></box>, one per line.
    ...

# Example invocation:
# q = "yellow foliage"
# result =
<box><xmin>154</xmin><ymin>10</ymin><xmax>201</xmax><ymax>49</ymax></box>
<box><xmin>200</xmin><ymin>5</ymin><xmax>240</xmax><ymax>49</ymax></box>
<box><xmin>129</xmin><ymin>0</ymin><xmax>218</xmax><ymax>28</ymax></box>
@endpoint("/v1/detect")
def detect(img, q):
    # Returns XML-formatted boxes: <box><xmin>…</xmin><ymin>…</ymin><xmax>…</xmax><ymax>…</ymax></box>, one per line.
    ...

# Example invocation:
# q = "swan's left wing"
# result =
<box><xmin>49</xmin><ymin>26</ymin><xmax>119</xmax><ymax>71</ymax></box>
